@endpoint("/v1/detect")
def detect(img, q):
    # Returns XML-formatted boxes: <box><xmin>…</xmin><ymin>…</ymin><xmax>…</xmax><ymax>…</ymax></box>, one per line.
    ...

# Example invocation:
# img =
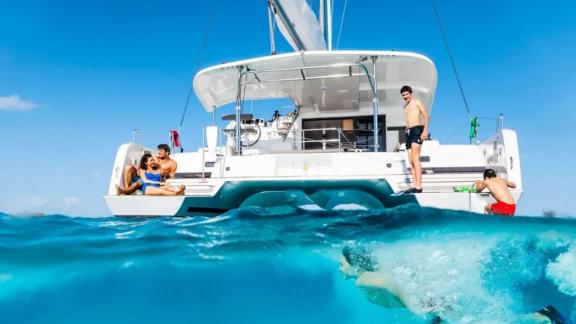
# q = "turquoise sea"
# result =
<box><xmin>1</xmin><ymin>201</ymin><xmax>575</xmax><ymax>323</ymax></box>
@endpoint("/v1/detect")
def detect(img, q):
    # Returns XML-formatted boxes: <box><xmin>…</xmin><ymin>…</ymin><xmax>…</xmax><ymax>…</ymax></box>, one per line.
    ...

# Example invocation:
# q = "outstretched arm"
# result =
<box><xmin>357</xmin><ymin>272</ymin><xmax>423</xmax><ymax>316</ymax></box>
<box><xmin>138</xmin><ymin>170</ymin><xmax>163</xmax><ymax>185</ymax></box>
<box><xmin>475</xmin><ymin>180</ymin><xmax>487</xmax><ymax>192</ymax></box>
<box><xmin>356</xmin><ymin>272</ymin><xmax>388</xmax><ymax>289</ymax></box>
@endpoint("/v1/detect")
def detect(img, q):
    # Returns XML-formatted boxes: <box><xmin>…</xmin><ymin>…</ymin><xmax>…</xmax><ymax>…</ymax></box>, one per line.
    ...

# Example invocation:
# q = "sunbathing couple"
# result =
<box><xmin>117</xmin><ymin>144</ymin><xmax>185</xmax><ymax>196</ymax></box>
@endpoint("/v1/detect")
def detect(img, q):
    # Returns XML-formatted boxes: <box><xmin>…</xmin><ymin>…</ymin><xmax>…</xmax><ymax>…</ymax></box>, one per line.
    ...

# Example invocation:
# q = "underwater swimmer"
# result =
<box><xmin>527</xmin><ymin>305</ymin><xmax>570</xmax><ymax>324</ymax></box>
<box><xmin>339</xmin><ymin>245</ymin><xmax>444</xmax><ymax>322</ymax></box>
<box><xmin>339</xmin><ymin>245</ymin><xmax>570</xmax><ymax>324</ymax></box>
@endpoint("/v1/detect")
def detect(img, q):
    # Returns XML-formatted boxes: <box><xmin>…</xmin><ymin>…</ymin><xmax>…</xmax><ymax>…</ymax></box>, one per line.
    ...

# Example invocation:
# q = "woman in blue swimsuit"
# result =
<box><xmin>138</xmin><ymin>153</ymin><xmax>185</xmax><ymax>195</ymax></box>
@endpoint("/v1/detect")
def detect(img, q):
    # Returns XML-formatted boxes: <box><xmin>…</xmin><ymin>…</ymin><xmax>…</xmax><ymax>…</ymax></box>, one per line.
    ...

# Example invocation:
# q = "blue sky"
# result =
<box><xmin>1</xmin><ymin>0</ymin><xmax>575</xmax><ymax>217</ymax></box>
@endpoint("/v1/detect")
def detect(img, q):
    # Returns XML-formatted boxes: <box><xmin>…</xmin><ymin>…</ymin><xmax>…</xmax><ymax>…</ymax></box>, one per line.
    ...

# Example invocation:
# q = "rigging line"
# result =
<box><xmin>441</xmin><ymin>124</ymin><xmax>468</xmax><ymax>142</ymax></box>
<box><xmin>240</xmin><ymin>73</ymin><xmax>248</xmax><ymax>113</ymax></box>
<box><xmin>178</xmin><ymin>0</ymin><xmax>219</xmax><ymax>128</ymax></box>
<box><xmin>476</xmin><ymin>116</ymin><xmax>497</xmax><ymax>120</ymax></box>
<box><xmin>336</xmin><ymin>0</ymin><xmax>348</xmax><ymax>49</ymax></box>
<box><xmin>430</xmin><ymin>0</ymin><xmax>471</xmax><ymax>119</ymax></box>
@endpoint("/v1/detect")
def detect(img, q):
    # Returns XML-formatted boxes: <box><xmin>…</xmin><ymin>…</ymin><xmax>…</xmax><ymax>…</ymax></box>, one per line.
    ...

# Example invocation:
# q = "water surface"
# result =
<box><xmin>1</xmin><ymin>202</ymin><xmax>575</xmax><ymax>323</ymax></box>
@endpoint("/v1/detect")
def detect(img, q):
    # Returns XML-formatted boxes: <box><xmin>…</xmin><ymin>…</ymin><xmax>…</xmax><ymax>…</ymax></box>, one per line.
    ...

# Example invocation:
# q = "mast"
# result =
<box><xmin>326</xmin><ymin>0</ymin><xmax>333</xmax><ymax>50</ymax></box>
<box><xmin>319</xmin><ymin>0</ymin><xmax>325</xmax><ymax>40</ymax></box>
<box><xmin>268</xmin><ymin>0</ymin><xmax>306</xmax><ymax>51</ymax></box>
<box><xmin>267</xmin><ymin>2</ymin><xmax>276</xmax><ymax>55</ymax></box>
<box><xmin>268</xmin><ymin>0</ymin><xmax>327</xmax><ymax>52</ymax></box>
<box><xmin>235</xmin><ymin>67</ymin><xmax>245</xmax><ymax>155</ymax></box>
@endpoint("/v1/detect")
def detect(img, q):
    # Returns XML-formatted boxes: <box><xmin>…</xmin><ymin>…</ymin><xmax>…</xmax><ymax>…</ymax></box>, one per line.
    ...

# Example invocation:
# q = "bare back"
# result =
<box><xmin>482</xmin><ymin>178</ymin><xmax>515</xmax><ymax>204</ymax></box>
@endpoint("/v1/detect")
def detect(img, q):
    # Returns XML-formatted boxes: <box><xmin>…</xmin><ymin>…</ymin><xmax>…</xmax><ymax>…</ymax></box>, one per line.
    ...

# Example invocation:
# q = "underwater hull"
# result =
<box><xmin>105</xmin><ymin>178</ymin><xmax>398</xmax><ymax>217</ymax></box>
<box><xmin>104</xmin><ymin>177</ymin><xmax>519</xmax><ymax>217</ymax></box>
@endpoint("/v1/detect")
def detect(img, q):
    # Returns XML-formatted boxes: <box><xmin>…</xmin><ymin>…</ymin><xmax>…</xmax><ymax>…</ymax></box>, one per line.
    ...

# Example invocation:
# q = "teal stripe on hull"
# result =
<box><xmin>175</xmin><ymin>179</ymin><xmax>418</xmax><ymax>216</ymax></box>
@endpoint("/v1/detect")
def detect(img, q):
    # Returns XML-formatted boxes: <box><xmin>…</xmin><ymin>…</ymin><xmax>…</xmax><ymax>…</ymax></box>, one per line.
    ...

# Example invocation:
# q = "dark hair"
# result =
<box><xmin>400</xmin><ymin>85</ymin><xmax>412</xmax><ymax>94</ymax></box>
<box><xmin>483</xmin><ymin>168</ymin><xmax>497</xmax><ymax>179</ymax></box>
<box><xmin>139</xmin><ymin>153</ymin><xmax>153</xmax><ymax>170</ymax></box>
<box><xmin>342</xmin><ymin>245</ymin><xmax>378</xmax><ymax>272</ymax></box>
<box><xmin>157</xmin><ymin>144</ymin><xmax>171</xmax><ymax>155</ymax></box>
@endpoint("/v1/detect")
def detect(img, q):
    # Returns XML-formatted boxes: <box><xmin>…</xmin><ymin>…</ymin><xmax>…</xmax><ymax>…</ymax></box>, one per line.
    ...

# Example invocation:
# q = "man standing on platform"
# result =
<box><xmin>401</xmin><ymin>85</ymin><xmax>430</xmax><ymax>193</ymax></box>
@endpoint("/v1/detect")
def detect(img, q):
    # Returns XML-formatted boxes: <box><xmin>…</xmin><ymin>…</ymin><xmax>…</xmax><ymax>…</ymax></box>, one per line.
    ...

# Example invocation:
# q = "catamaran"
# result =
<box><xmin>104</xmin><ymin>0</ymin><xmax>522</xmax><ymax>217</ymax></box>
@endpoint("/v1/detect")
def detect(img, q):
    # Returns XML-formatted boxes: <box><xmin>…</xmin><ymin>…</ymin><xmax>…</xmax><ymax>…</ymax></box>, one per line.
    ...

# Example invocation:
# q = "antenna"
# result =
<box><xmin>131</xmin><ymin>129</ymin><xmax>141</xmax><ymax>143</ymax></box>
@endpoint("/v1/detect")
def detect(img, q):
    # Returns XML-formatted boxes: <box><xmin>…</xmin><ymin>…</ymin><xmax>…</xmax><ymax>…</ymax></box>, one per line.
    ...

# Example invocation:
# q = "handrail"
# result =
<box><xmin>282</xmin><ymin>106</ymin><xmax>300</xmax><ymax>142</ymax></box>
<box><xmin>258</xmin><ymin>127</ymin><xmax>376</xmax><ymax>152</ymax></box>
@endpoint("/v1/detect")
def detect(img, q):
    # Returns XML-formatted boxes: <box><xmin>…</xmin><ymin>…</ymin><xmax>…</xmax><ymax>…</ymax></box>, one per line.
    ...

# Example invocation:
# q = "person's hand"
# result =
<box><xmin>474</xmin><ymin>180</ymin><xmax>485</xmax><ymax>192</ymax></box>
<box><xmin>420</xmin><ymin>132</ymin><xmax>429</xmax><ymax>141</ymax></box>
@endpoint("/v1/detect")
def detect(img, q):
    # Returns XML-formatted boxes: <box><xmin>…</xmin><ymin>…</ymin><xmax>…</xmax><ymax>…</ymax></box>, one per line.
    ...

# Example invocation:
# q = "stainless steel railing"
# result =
<box><xmin>257</xmin><ymin>127</ymin><xmax>377</xmax><ymax>153</ymax></box>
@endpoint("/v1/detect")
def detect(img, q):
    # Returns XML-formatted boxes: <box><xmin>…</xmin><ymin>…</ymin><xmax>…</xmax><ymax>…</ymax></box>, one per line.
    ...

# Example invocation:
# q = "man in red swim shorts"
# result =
<box><xmin>474</xmin><ymin>169</ymin><xmax>517</xmax><ymax>216</ymax></box>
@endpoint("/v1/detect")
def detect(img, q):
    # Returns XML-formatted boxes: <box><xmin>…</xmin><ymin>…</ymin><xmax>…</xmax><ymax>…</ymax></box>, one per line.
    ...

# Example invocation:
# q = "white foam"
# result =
<box><xmin>114</xmin><ymin>230</ymin><xmax>135</xmax><ymax>240</ymax></box>
<box><xmin>176</xmin><ymin>229</ymin><xmax>205</xmax><ymax>238</ymax></box>
<box><xmin>332</xmin><ymin>203</ymin><xmax>368</xmax><ymax>211</ymax></box>
<box><xmin>190</xmin><ymin>214</ymin><xmax>232</xmax><ymax>225</ymax></box>
<box><xmin>546</xmin><ymin>247</ymin><xmax>576</xmax><ymax>296</ymax></box>
<box><xmin>97</xmin><ymin>220</ymin><xmax>149</xmax><ymax>228</ymax></box>
<box><xmin>365</xmin><ymin>235</ymin><xmax>518</xmax><ymax>322</ymax></box>
<box><xmin>298</xmin><ymin>204</ymin><xmax>325</xmax><ymax>211</ymax></box>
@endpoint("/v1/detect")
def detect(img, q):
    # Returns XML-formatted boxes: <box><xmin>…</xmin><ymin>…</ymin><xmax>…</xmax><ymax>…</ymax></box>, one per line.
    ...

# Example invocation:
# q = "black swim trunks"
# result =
<box><xmin>406</xmin><ymin>125</ymin><xmax>425</xmax><ymax>150</ymax></box>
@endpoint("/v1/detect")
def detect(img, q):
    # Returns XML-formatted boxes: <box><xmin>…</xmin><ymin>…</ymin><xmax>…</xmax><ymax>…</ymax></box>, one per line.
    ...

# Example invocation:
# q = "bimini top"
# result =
<box><xmin>193</xmin><ymin>50</ymin><xmax>437</xmax><ymax>113</ymax></box>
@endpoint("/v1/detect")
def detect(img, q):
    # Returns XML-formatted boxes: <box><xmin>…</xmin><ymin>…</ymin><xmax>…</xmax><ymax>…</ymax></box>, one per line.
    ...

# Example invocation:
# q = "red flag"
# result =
<box><xmin>170</xmin><ymin>129</ymin><xmax>184</xmax><ymax>152</ymax></box>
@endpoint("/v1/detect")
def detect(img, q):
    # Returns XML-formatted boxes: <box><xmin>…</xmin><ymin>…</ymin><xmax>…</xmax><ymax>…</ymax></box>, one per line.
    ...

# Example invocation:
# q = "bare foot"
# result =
<box><xmin>177</xmin><ymin>185</ymin><xmax>185</xmax><ymax>195</ymax></box>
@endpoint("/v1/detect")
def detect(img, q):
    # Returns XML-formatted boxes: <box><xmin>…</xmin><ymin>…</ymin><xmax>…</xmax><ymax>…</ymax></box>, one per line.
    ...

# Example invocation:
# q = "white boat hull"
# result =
<box><xmin>105</xmin><ymin>129</ymin><xmax>522</xmax><ymax>217</ymax></box>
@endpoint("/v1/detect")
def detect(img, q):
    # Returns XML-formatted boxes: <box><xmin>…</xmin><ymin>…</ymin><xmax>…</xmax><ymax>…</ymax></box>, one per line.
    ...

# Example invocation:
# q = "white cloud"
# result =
<box><xmin>0</xmin><ymin>94</ymin><xmax>37</xmax><ymax>111</ymax></box>
<box><xmin>64</xmin><ymin>196</ymin><xmax>80</xmax><ymax>207</ymax></box>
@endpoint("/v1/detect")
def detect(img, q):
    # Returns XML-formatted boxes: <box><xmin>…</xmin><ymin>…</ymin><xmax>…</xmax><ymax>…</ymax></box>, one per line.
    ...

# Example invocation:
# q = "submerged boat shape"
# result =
<box><xmin>105</xmin><ymin>3</ymin><xmax>522</xmax><ymax>217</ymax></box>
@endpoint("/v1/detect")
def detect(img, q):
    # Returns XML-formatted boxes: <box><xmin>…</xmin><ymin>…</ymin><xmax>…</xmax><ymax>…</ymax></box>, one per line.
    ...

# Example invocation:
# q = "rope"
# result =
<box><xmin>476</xmin><ymin>116</ymin><xmax>498</xmax><ymax>121</ymax></box>
<box><xmin>441</xmin><ymin>124</ymin><xmax>468</xmax><ymax>142</ymax></box>
<box><xmin>430</xmin><ymin>0</ymin><xmax>471</xmax><ymax>119</ymax></box>
<box><xmin>336</xmin><ymin>0</ymin><xmax>349</xmax><ymax>49</ymax></box>
<box><xmin>178</xmin><ymin>0</ymin><xmax>219</xmax><ymax>128</ymax></box>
